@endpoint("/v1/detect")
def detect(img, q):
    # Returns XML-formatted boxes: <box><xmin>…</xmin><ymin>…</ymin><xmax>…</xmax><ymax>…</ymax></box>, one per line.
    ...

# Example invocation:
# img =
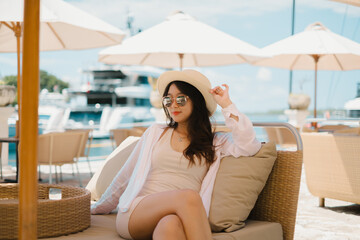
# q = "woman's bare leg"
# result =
<box><xmin>127</xmin><ymin>189</ymin><xmax>212</xmax><ymax>240</ymax></box>
<box><xmin>153</xmin><ymin>215</ymin><xmax>186</xmax><ymax>240</ymax></box>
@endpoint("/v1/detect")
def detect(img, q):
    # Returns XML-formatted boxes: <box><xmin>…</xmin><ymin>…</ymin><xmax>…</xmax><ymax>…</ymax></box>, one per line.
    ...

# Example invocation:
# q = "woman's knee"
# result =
<box><xmin>153</xmin><ymin>215</ymin><xmax>185</xmax><ymax>238</ymax></box>
<box><xmin>177</xmin><ymin>189</ymin><xmax>203</xmax><ymax>208</ymax></box>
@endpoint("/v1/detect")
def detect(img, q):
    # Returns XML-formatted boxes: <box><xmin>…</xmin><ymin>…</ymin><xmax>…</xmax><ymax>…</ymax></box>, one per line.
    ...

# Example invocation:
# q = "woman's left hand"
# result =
<box><xmin>209</xmin><ymin>84</ymin><xmax>232</xmax><ymax>109</ymax></box>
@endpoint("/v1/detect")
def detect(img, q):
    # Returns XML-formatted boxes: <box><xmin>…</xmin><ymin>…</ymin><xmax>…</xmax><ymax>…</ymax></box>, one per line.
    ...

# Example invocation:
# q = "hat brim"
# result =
<box><xmin>157</xmin><ymin>70</ymin><xmax>217</xmax><ymax>115</ymax></box>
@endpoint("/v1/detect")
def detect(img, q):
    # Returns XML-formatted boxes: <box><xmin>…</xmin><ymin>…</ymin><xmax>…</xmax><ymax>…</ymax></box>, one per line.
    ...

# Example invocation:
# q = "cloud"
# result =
<box><xmin>66</xmin><ymin>0</ymin><xmax>360</xmax><ymax>32</ymax></box>
<box><xmin>66</xmin><ymin>0</ymin><xmax>292</xmax><ymax>30</ymax></box>
<box><xmin>299</xmin><ymin>0</ymin><xmax>360</xmax><ymax>16</ymax></box>
<box><xmin>256</xmin><ymin>67</ymin><xmax>272</xmax><ymax>82</ymax></box>
<box><xmin>64</xmin><ymin>0</ymin><xmax>360</xmax><ymax>43</ymax></box>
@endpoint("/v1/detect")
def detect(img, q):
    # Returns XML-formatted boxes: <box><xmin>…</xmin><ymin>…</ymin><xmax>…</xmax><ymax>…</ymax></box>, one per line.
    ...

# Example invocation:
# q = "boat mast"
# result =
<box><xmin>289</xmin><ymin>0</ymin><xmax>296</xmax><ymax>95</ymax></box>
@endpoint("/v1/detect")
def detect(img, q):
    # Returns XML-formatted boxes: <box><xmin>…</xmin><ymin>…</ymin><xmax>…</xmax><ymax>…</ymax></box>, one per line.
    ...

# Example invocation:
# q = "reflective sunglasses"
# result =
<box><xmin>162</xmin><ymin>95</ymin><xmax>188</xmax><ymax>107</ymax></box>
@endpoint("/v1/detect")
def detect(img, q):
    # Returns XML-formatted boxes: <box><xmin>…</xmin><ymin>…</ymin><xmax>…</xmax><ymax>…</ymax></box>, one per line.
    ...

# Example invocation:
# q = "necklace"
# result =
<box><xmin>175</xmin><ymin>130</ymin><xmax>186</xmax><ymax>142</ymax></box>
<box><xmin>177</xmin><ymin>135</ymin><xmax>185</xmax><ymax>142</ymax></box>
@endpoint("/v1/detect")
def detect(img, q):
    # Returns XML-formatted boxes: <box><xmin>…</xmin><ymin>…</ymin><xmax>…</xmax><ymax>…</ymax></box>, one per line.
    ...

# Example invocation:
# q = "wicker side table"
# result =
<box><xmin>0</xmin><ymin>183</ymin><xmax>90</xmax><ymax>239</ymax></box>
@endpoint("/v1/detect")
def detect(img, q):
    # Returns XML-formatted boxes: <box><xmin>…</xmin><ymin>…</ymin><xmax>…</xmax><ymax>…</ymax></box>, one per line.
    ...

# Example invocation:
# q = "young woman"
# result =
<box><xmin>91</xmin><ymin>69</ymin><xmax>261</xmax><ymax>240</ymax></box>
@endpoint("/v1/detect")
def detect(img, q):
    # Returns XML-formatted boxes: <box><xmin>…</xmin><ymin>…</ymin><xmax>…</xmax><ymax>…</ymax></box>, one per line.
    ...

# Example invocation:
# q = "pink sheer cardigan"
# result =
<box><xmin>91</xmin><ymin>104</ymin><xmax>261</xmax><ymax>216</ymax></box>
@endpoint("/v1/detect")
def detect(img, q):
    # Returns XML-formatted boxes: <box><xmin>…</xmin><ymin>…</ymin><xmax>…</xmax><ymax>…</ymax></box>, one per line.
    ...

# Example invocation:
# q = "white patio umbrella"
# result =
<box><xmin>330</xmin><ymin>0</ymin><xmax>360</xmax><ymax>7</ymax></box>
<box><xmin>0</xmin><ymin>0</ymin><xmax>125</xmax><ymax>105</ymax></box>
<box><xmin>0</xmin><ymin>0</ymin><xmax>125</xmax><ymax>52</ymax></box>
<box><xmin>254</xmin><ymin>22</ymin><xmax>360</xmax><ymax>118</ymax></box>
<box><xmin>99</xmin><ymin>11</ymin><xmax>265</xmax><ymax>69</ymax></box>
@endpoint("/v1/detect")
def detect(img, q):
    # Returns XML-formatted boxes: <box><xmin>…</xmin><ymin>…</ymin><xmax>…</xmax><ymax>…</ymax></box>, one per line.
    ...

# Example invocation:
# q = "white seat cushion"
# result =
<box><xmin>43</xmin><ymin>213</ymin><xmax>282</xmax><ymax>240</ymax></box>
<box><xmin>213</xmin><ymin>220</ymin><xmax>282</xmax><ymax>240</ymax></box>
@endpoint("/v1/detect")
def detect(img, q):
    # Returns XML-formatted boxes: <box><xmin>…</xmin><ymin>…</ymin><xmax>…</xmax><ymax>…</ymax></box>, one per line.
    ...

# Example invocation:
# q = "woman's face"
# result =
<box><xmin>165</xmin><ymin>84</ymin><xmax>193</xmax><ymax>124</ymax></box>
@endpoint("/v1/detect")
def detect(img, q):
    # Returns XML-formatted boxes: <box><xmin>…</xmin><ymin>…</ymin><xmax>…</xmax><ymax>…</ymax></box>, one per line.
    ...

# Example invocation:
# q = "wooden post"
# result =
<box><xmin>310</xmin><ymin>54</ymin><xmax>320</xmax><ymax>129</ymax></box>
<box><xmin>19</xmin><ymin>0</ymin><xmax>40</xmax><ymax>239</ymax></box>
<box><xmin>14</xmin><ymin>22</ymin><xmax>22</xmax><ymax>112</ymax></box>
<box><xmin>313</xmin><ymin>56</ymin><xmax>319</xmax><ymax>119</ymax></box>
<box><xmin>178</xmin><ymin>53</ymin><xmax>184</xmax><ymax>71</ymax></box>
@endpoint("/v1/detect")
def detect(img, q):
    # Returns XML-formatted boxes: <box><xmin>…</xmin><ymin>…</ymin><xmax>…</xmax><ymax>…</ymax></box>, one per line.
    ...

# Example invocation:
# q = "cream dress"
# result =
<box><xmin>116</xmin><ymin>128</ymin><xmax>208</xmax><ymax>239</ymax></box>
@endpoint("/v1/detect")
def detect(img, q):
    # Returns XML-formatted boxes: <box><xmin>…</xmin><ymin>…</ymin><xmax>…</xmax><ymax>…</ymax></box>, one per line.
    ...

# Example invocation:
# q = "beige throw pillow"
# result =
<box><xmin>209</xmin><ymin>142</ymin><xmax>277</xmax><ymax>232</ymax></box>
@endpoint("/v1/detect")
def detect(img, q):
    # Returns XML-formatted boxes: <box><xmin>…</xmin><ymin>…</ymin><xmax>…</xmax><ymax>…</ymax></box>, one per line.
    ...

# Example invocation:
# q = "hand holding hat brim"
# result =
<box><xmin>209</xmin><ymin>84</ymin><xmax>232</xmax><ymax>109</ymax></box>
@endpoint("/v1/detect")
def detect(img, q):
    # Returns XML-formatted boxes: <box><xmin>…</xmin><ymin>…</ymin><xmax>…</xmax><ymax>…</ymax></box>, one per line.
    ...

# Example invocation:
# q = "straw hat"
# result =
<box><xmin>157</xmin><ymin>69</ymin><xmax>217</xmax><ymax>115</ymax></box>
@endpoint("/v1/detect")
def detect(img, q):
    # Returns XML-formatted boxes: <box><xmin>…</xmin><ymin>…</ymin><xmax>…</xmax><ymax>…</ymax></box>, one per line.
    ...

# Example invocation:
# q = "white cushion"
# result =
<box><xmin>42</xmin><ymin>214</ymin><xmax>282</xmax><ymax>240</ymax></box>
<box><xmin>86</xmin><ymin>136</ymin><xmax>140</xmax><ymax>201</ymax></box>
<box><xmin>212</xmin><ymin>220</ymin><xmax>282</xmax><ymax>240</ymax></box>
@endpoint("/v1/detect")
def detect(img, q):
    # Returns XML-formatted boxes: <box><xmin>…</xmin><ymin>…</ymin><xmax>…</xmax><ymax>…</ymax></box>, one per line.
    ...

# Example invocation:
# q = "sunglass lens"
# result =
<box><xmin>162</xmin><ymin>97</ymin><xmax>172</xmax><ymax>107</ymax></box>
<box><xmin>176</xmin><ymin>96</ymin><xmax>187</xmax><ymax>106</ymax></box>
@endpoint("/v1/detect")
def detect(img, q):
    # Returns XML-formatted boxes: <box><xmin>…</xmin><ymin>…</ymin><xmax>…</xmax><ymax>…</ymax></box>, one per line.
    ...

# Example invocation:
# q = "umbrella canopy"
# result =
<box><xmin>0</xmin><ymin>0</ymin><xmax>125</xmax><ymax>51</ymax></box>
<box><xmin>254</xmin><ymin>22</ymin><xmax>360</xmax><ymax>118</ymax></box>
<box><xmin>331</xmin><ymin>0</ymin><xmax>360</xmax><ymax>7</ymax></box>
<box><xmin>99</xmin><ymin>11</ymin><xmax>265</xmax><ymax>69</ymax></box>
<box><xmin>0</xmin><ymin>0</ymin><xmax>125</xmax><ymax>111</ymax></box>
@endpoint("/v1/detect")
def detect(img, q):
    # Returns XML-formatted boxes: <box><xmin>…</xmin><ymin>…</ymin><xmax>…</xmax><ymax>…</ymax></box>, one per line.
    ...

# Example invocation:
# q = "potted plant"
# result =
<box><xmin>0</xmin><ymin>83</ymin><xmax>16</xmax><ymax>107</ymax></box>
<box><xmin>288</xmin><ymin>78</ymin><xmax>310</xmax><ymax>110</ymax></box>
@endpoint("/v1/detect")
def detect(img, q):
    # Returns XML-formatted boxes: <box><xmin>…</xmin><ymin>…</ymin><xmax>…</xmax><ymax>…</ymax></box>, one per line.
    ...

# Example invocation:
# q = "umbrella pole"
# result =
<box><xmin>15</xmin><ymin>23</ymin><xmax>22</xmax><ymax>135</ymax></box>
<box><xmin>311</xmin><ymin>55</ymin><xmax>320</xmax><ymax>129</ymax></box>
<box><xmin>18</xmin><ymin>0</ymin><xmax>40</xmax><ymax>239</ymax></box>
<box><xmin>15</xmin><ymin>22</ymin><xmax>22</xmax><ymax>112</ymax></box>
<box><xmin>179</xmin><ymin>53</ymin><xmax>184</xmax><ymax>71</ymax></box>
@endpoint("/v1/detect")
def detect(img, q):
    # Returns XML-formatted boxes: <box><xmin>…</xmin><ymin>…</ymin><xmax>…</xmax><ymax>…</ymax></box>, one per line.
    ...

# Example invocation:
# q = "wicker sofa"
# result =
<box><xmin>43</xmin><ymin>123</ymin><xmax>303</xmax><ymax>240</ymax></box>
<box><xmin>301</xmin><ymin>131</ymin><xmax>360</xmax><ymax>207</ymax></box>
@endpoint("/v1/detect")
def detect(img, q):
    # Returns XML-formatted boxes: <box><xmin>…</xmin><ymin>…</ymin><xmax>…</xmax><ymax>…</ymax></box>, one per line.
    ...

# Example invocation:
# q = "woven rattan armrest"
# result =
<box><xmin>249</xmin><ymin>122</ymin><xmax>303</xmax><ymax>240</ymax></box>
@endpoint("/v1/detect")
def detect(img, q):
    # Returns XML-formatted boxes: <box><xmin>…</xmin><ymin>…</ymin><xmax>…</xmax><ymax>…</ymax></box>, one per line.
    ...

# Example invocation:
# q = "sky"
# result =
<box><xmin>1</xmin><ymin>0</ymin><xmax>360</xmax><ymax>114</ymax></box>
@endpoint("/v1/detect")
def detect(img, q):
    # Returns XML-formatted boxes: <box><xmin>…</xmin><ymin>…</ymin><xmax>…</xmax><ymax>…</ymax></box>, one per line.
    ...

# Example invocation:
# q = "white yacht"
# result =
<box><xmin>344</xmin><ymin>82</ymin><xmax>360</xmax><ymax>118</ymax></box>
<box><xmin>63</xmin><ymin>65</ymin><xmax>165</xmax><ymax>137</ymax></box>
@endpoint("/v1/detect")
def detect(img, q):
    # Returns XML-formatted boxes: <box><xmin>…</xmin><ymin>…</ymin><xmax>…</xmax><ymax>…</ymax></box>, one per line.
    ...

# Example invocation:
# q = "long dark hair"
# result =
<box><xmin>162</xmin><ymin>81</ymin><xmax>215</xmax><ymax>167</ymax></box>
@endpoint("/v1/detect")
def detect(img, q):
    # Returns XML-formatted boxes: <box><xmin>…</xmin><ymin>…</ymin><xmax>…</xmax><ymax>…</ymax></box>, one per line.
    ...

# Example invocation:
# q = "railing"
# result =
<box><xmin>253</xmin><ymin>122</ymin><xmax>303</xmax><ymax>151</ymax></box>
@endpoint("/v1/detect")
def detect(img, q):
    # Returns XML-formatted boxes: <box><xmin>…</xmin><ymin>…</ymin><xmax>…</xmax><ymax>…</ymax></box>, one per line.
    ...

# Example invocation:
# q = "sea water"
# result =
<box><xmin>6</xmin><ymin>113</ymin><xmax>287</xmax><ymax>167</ymax></box>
